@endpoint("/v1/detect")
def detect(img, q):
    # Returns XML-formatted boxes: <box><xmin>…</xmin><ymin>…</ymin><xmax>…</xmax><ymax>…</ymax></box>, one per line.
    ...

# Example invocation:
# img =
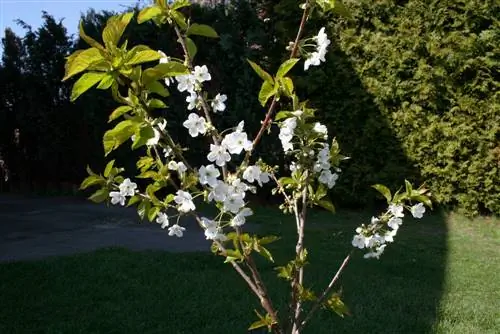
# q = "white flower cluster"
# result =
<box><xmin>279</xmin><ymin>116</ymin><xmax>297</xmax><ymax>152</ymax></box>
<box><xmin>158</xmin><ymin>53</ymin><xmax>229</xmax><ymax>137</ymax></box>
<box><xmin>352</xmin><ymin>203</ymin><xmax>426</xmax><ymax>259</ymax></box>
<box><xmin>110</xmin><ymin>178</ymin><xmax>137</xmax><ymax>206</ymax></box>
<box><xmin>313</xmin><ymin>143</ymin><xmax>339</xmax><ymax>189</ymax></box>
<box><xmin>155</xmin><ymin>212</ymin><xmax>186</xmax><ymax>238</ymax></box>
<box><xmin>304</xmin><ymin>27</ymin><xmax>331</xmax><ymax>71</ymax></box>
<box><xmin>207</xmin><ymin>121</ymin><xmax>252</xmax><ymax>166</ymax></box>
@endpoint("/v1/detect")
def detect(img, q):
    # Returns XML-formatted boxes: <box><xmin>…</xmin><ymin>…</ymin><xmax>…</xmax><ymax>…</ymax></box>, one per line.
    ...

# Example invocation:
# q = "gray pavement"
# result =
<box><xmin>0</xmin><ymin>194</ymin><xmax>213</xmax><ymax>263</ymax></box>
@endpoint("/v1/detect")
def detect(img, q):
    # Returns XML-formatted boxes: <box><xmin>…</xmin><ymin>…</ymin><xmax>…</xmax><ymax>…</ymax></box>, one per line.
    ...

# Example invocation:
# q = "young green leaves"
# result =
<box><xmin>247</xmin><ymin>58</ymin><xmax>299</xmax><ymax>106</ymax></box>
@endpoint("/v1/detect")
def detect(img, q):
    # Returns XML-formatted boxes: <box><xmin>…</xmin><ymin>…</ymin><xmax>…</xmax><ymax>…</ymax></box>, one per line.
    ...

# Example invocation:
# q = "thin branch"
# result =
<box><xmin>299</xmin><ymin>252</ymin><xmax>352</xmax><ymax>331</ymax></box>
<box><xmin>290</xmin><ymin>182</ymin><xmax>308</xmax><ymax>334</ymax></box>
<box><xmin>243</xmin><ymin>5</ymin><xmax>310</xmax><ymax>166</ymax></box>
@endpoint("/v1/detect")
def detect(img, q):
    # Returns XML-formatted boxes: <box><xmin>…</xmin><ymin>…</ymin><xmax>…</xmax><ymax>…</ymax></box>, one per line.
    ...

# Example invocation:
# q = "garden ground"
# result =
<box><xmin>0</xmin><ymin>195</ymin><xmax>499</xmax><ymax>333</ymax></box>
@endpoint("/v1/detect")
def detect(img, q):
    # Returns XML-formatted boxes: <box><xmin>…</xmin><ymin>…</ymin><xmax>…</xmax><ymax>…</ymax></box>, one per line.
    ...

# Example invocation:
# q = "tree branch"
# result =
<box><xmin>298</xmin><ymin>252</ymin><xmax>352</xmax><ymax>331</ymax></box>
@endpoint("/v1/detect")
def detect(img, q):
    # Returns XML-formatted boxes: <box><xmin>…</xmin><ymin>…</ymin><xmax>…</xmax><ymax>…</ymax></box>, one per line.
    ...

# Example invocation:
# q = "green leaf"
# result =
<box><xmin>103</xmin><ymin>120</ymin><xmax>138</xmax><ymax>156</ymax></box>
<box><xmin>88</xmin><ymin>189</ymin><xmax>109</xmax><ymax>203</ymax></box>
<box><xmin>280</xmin><ymin>77</ymin><xmax>294</xmax><ymax>96</ymax></box>
<box><xmin>137</xmin><ymin>200</ymin><xmax>151</xmax><ymax>220</ymax></box>
<box><xmin>70</xmin><ymin>72</ymin><xmax>106</xmax><ymax>101</ymax></box>
<box><xmin>137</xmin><ymin>156</ymin><xmax>155</xmax><ymax>172</ymax></box>
<box><xmin>103</xmin><ymin>159</ymin><xmax>115</xmax><ymax>177</ymax></box>
<box><xmin>63</xmin><ymin>48</ymin><xmax>105</xmax><ymax>81</ymax></box>
<box><xmin>147</xmin><ymin>206</ymin><xmax>160</xmax><ymax>222</ymax></box>
<box><xmin>224</xmin><ymin>249</ymin><xmax>243</xmax><ymax>262</ymax></box>
<box><xmin>316</xmin><ymin>183</ymin><xmax>328</xmax><ymax>200</ymax></box>
<box><xmin>372</xmin><ymin>184</ymin><xmax>392</xmax><ymax>203</ymax></box>
<box><xmin>80</xmin><ymin>175</ymin><xmax>105</xmax><ymax>190</ymax></box>
<box><xmin>275</xmin><ymin>111</ymin><xmax>292</xmax><ymax>121</ymax></box>
<box><xmin>258</xmin><ymin>81</ymin><xmax>278</xmax><ymax>107</ymax></box>
<box><xmin>127</xmin><ymin>195</ymin><xmax>141</xmax><ymax>207</ymax></box>
<box><xmin>170</xmin><ymin>10</ymin><xmax>188</xmax><ymax>30</ymax></box>
<box><xmin>170</xmin><ymin>0</ymin><xmax>191</xmax><ymax>10</ymax></box>
<box><xmin>317</xmin><ymin>199</ymin><xmax>335</xmax><ymax>213</ymax></box>
<box><xmin>248</xmin><ymin>319</ymin><xmax>267</xmax><ymax>331</ymax></box>
<box><xmin>137</xmin><ymin>6</ymin><xmax>162</xmax><ymax>24</ymax></box>
<box><xmin>404</xmin><ymin>180</ymin><xmax>413</xmax><ymax>195</ymax></box>
<box><xmin>275</xmin><ymin>263</ymin><xmax>293</xmax><ymax>281</ymax></box>
<box><xmin>102</xmin><ymin>12</ymin><xmax>134</xmax><ymax>47</ymax></box>
<box><xmin>255</xmin><ymin>245</ymin><xmax>274</xmax><ymax>262</ymax></box>
<box><xmin>164</xmin><ymin>193</ymin><xmax>175</xmax><ymax>204</ymax></box>
<box><xmin>148</xmin><ymin>98</ymin><xmax>167</xmax><ymax>109</ymax></box>
<box><xmin>96</xmin><ymin>73</ymin><xmax>114</xmax><ymax>90</ymax></box>
<box><xmin>186</xmin><ymin>23</ymin><xmax>218</xmax><ymax>38</ymax></box>
<box><xmin>142</xmin><ymin>62</ymin><xmax>188</xmax><ymax>84</ymax></box>
<box><xmin>147</xmin><ymin>81</ymin><xmax>170</xmax><ymax>97</ymax></box>
<box><xmin>78</xmin><ymin>21</ymin><xmax>105</xmax><ymax>51</ymax></box>
<box><xmin>259</xmin><ymin>235</ymin><xmax>280</xmax><ymax>245</ymax></box>
<box><xmin>131</xmin><ymin>126</ymin><xmax>156</xmax><ymax>150</ymax></box>
<box><xmin>109</xmin><ymin>105</ymin><xmax>133</xmax><ymax>122</ymax></box>
<box><xmin>185</xmin><ymin>37</ymin><xmax>197</xmax><ymax>59</ymax></box>
<box><xmin>411</xmin><ymin>194</ymin><xmax>433</xmax><ymax>209</ymax></box>
<box><xmin>247</xmin><ymin>59</ymin><xmax>274</xmax><ymax>83</ymax></box>
<box><xmin>276</xmin><ymin>58</ymin><xmax>299</xmax><ymax>78</ymax></box>
<box><xmin>324</xmin><ymin>292</ymin><xmax>351</xmax><ymax>318</ymax></box>
<box><xmin>125</xmin><ymin>50</ymin><xmax>162</xmax><ymax>66</ymax></box>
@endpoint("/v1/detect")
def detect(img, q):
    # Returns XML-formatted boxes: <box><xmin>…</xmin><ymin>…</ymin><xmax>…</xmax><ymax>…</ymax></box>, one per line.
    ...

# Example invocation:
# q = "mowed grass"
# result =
<box><xmin>0</xmin><ymin>207</ymin><xmax>498</xmax><ymax>334</ymax></box>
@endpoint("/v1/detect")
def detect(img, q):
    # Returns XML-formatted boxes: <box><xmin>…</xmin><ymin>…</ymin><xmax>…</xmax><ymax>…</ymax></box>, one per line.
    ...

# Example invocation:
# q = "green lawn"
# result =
<box><xmin>0</xmin><ymin>208</ymin><xmax>498</xmax><ymax>333</ymax></box>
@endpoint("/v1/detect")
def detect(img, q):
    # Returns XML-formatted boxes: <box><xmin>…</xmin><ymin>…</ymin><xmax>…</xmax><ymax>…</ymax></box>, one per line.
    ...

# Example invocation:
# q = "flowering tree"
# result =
<box><xmin>64</xmin><ymin>0</ymin><xmax>432</xmax><ymax>332</ymax></box>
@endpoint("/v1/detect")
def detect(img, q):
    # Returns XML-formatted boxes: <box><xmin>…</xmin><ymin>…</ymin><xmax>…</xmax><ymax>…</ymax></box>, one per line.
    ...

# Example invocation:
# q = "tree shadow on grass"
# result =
<box><xmin>300</xmin><ymin>210</ymin><xmax>448</xmax><ymax>333</ymax></box>
<box><xmin>267</xmin><ymin>39</ymin><xmax>449</xmax><ymax>332</ymax></box>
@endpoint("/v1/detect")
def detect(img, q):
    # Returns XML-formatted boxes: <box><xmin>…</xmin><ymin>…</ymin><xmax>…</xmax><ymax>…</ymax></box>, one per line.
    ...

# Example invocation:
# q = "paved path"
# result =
<box><xmin>0</xmin><ymin>194</ymin><xmax>213</xmax><ymax>263</ymax></box>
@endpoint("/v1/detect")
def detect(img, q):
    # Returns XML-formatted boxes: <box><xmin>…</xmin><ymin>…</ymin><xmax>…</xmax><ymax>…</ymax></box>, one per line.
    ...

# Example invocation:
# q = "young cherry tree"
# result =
<box><xmin>64</xmin><ymin>1</ymin><xmax>432</xmax><ymax>333</ymax></box>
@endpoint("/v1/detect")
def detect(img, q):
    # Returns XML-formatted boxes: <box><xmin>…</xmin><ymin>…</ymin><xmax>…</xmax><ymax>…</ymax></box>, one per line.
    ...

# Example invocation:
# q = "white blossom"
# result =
<box><xmin>211</xmin><ymin>93</ymin><xmax>227</xmax><ymax>113</ymax></box>
<box><xmin>208</xmin><ymin>180</ymin><xmax>229</xmax><ymax>202</ymax></box>
<box><xmin>223</xmin><ymin>192</ymin><xmax>245</xmax><ymax>213</ymax></box>
<box><xmin>186</xmin><ymin>92</ymin><xmax>199</xmax><ymax>110</ymax></box>
<box><xmin>313</xmin><ymin>122</ymin><xmax>328</xmax><ymax>136</ymax></box>
<box><xmin>384</xmin><ymin>229</ymin><xmax>397</xmax><ymax>243</ymax></box>
<box><xmin>200</xmin><ymin>217</ymin><xmax>226</xmax><ymax>241</ymax></box>
<box><xmin>168</xmin><ymin>161</ymin><xmax>187</xmax><ymax>177</ymax></box>
<box><xmin>176</xmin><ymin>74</ymin><xmax>196</xmax><ymax>93</ymax></box>
<box><xmin>156</xmin><ymin>212</ymin><xmax>169</xmax><ymax>229</ymax></box>
<box><xmin>168</xmin><ymin>224</ymin><xmax>186</xmax><ymax>237</ymax></box>
<box><xmin>198</xmin><ymin>164</ymin><xmax>220</xmax><ymax>187</ymax></box>
<box><xmin>183</xmin><ymin>113</ymin><xmax>207</xmax><ymax>137</ymax></box>
<box><xmin>304</xmin><ymin>52</ymin><xmax>321</xmax><ymax>71</ymax></box>
<box><xmin>193</xmin><ymin>65</ymin><xmax>211</xmax><ymax>83</ymax></box>
<box><xmin>364</xmin><ymin>244</ymin><xmax>387</xmax><ymax>259</ymax></box>
<box><xmin>304</xmin><ymin>27</ymin><xmax>330</xmax><ymax>71</ymax></box>
<box><xmin>411</xmin><ymin>203</ymin><xmax>426</xmax><ymax>219</ymax></box>
<box><xmin>174</xmin><ymin>190</ymin><xmax>195</xmax><ymax>213</ymax></box>
<box><xmin>119</xmin><ymin>178</ymin><xmax>137</xmax><ymax>196</ymax></box>
<box><xmin>158</xmin><ymin>50</ymin><xmax>170</xmax><ymax>64</ymax></box>
<box><xmin>230</xmin><ymin>207</ymin><xmax>253</xmax><ymax>227</ymax></box>
<box><xmin>207</xmin><ymin>144</ymin><xmax>231</xmax><ymax>166</ymax></box>
<box><xmin>387</xmin><ymin>216</ymin><xmax>403</xmax><ymax>230</ymax></box>
<box><xmin>279</xmin><ymin>117</ymin><xmax>297</xmax><ymax>152</ymax></box>
<box><xmin>388</xmin><ymin>204</ymin><xmax>405</xmax><ymax>218</ymax></box>
<box><xmin>110</xmin><ymin>191</ymin><xmax>126</xmax><ymax>206</ymax></box>
<box><xmin>163</xmin><ymin>147</ymin><xmax>173</xmax><ymax>158</ymax></box>
<box><xmin>222</xmin><ymin>131</ymin><xmax>252</xmax><ymax>155</ymax></box>
<box><xmin>243</xmin><ymin>166</ymin><xmax>259</xmax><ymax>183</ymax></box>
<box><xmin>318</xmin><ymin>170</ymin><xmax>338</xmax><ymax>189</ymax></box>
<box><xmin>352</xmin><ymin>234</ymin><xmax>366</xmax><ymax>249</ymax></box>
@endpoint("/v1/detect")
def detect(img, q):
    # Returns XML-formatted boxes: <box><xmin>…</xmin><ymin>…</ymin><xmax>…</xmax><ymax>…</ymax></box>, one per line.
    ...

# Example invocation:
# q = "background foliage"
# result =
<box><xmin>0</xmin><ymin>0</ymin><xmax>498</xmax><ymax>215</ymax></box>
